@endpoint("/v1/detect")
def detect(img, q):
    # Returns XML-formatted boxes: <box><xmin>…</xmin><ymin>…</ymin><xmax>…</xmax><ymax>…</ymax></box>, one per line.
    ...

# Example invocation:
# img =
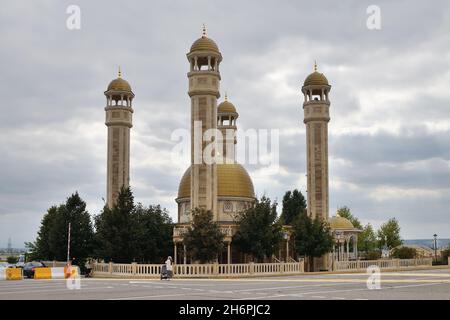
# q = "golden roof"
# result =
<box><xmin>303</xmin><ymin>62</ymin><xmax>328</xmax><ymax>86</ymax></box>
<box><xmin>190</xmin><ymin>36</ymin><xmax>220</xmax><ymax>54</ymax></box>
<box><xmin>218</xmin><ymin>100</ymin><xmax>236</xmax><ymax>113</ymax></box>
<box><xmin>178</xmin><ymin>164</ymin><xmax>255</xmax><ymax>199</ymax></box>
<box><xmin>304</xmin><ymin>71</ymin><xmax>329</xmax><ymax>86</ymax></box>
<box><xmin>328</xmin><ymin>216</ymin><xmax>354</xmax><ymax>230</ymax></box>
<box><xmin>106</xmin><ymin>67</ymin><xmax>132</xmax><ymax>92</ymax></box>
<box><xmin>107</xmin><ymin>69</ymin><xmax>131</xmax><ymax>92</ymax></box>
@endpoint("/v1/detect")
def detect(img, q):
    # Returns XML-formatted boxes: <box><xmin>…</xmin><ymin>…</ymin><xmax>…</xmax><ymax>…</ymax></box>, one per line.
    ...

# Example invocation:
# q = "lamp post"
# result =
<box><xmin>433</xmin><ymin>234</ymin><xmax>438</xmax><ymax>263</ymax></box>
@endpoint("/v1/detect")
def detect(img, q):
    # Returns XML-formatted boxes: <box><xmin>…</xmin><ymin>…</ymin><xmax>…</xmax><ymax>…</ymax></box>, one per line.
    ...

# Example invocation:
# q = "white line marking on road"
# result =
<box><xmin>232</xmin><ymin>282</ymin><xmax>354</xmax><ymax>293</ymax></box>
<box><xmin>107</xmin><ymin>293</ymin><xmax>193</xmax><ymax>300</ymax></box>
<box><xmin>0</xmin><ymin>286</ymin><xmax>114</xmax><ymax>296</ymax></box>
<box><xmin>236</xmin><ymin>294</ymin><xmax>288</xmax><ymax>300</ymax></box>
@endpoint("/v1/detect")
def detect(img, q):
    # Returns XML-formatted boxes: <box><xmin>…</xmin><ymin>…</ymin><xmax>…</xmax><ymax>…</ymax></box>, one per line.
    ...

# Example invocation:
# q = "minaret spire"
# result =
<box><xmin>104</xmin><ymin>68</ymin><xmax>134</xmax><ymax>208</ymax></box>
<box><xmin>186</xmin><ymin>28</ymin><xmax>221</xmax><ymax>215</ymax></box>
<box><xmin>302</xmin><ymin>61</ymin><xmax>331</xmax><ymax>270</ymax></box>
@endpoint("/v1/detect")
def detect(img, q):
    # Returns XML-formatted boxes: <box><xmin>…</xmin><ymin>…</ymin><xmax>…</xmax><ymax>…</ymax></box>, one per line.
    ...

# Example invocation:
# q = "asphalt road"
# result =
<box><xmin>1</xmin><ymin>268</ymin><xmax>450</xmax><ymax>300</ymax></box>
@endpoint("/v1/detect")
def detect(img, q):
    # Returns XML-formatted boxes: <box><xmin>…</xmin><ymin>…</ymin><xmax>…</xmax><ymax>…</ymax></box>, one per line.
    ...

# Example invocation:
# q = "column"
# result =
<box><xmin>286</xmin><ymin>239</ymin><xmax>289</xmax><ymax>262</ymax></box>
<box><xmin>227</xmin><ymin>243</ymin><xmax>231</xmax><ymax>265</ymax></box>
<box><xmin>174</xmin><ymin>243</ymin><xmax>177</xmax><ymax>264</ymax></box>
<box><xmin>183</xmin><ymin>244</ymin><xmax>187</xmax><ymax>265</ymax></box>
<box><xmin>346</xmin><ymin>239</ymin><xmax>350</xmax><ymax>261</ymax></box>
<box><xmin>354</xmin><ymin>235</ymin><xmax>358</xmax><ymax>260</ymax></box>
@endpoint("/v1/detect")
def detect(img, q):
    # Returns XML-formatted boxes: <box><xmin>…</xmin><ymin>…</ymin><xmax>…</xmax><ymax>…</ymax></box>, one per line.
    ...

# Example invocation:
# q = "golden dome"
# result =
<box><xmin>304</xmin><ymin>71</ymin><xmax>329</xmax><ymax>86</ymax></box>
<box><xmin>190</xmin><ymin>36</ymin><xmax>220</xmax><ymax>54</ymax></box>
<box><xmin>107</xmin><ymin>77</ymin><xmax>132</xmax><ymax>92</ymax></box>
<box><xmin>177</xmin><ymin>164</ymin><xmax>255</xmax><ymax>199</ymax></box>
<box><xmin>218</xmin><ymin>100</ymin><xmax>236</xmax><ymax>113</ymax></box>
<box><xmin>328</xmin><ymin>216</ymin><xmax>354</xmax><ymax>230</ymax></box>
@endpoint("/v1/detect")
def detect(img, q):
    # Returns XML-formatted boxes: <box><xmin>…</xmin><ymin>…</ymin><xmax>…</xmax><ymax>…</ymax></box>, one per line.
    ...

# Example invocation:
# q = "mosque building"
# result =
<box><xmin>103</xmin><ymin>27</ymin><xmax>360</xmax><ymax>269</ymax></box>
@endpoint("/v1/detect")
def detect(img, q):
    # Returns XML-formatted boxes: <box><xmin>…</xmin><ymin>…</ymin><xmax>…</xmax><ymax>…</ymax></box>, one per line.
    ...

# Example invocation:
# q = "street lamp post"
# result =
<box><xmin>433</xmin><ymin>234</ymin><xmax>438</xmax><ymax>263</ymax></box>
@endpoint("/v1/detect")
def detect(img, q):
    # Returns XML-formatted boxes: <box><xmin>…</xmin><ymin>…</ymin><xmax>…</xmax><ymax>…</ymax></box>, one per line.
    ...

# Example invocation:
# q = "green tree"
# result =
<box><xmin>94</xmin><ymin>186</ymin><xmax>139</xmax><ymax>263</ymax></box>
<box><xmin>26</xmin><ymin>193</ymin><xmax>94</xmax><ymax>266</ymax></box>
<box><xmin>280</xmin><ymin>189</ymin><xmax>307</xmax><ymax>225</ymax></box>
<box><xmin>183</xmin><ymin>208</ymin><xmax>224</xmax><ymax>263</ymax></box>
<box><xmin>48</xmin><ymin>193</ymin><xmax>94</xmax><ymax>265</ymax></box>
<box><xmin>233</xmin><ymin>196</ymin><xmax>283</xmax><ymax>262</ymax></box>
<box><xmin>134</xmin><ymin>204</ymin><xmax>174</xmax><ymax>263</ymax></box>
<box><xmin>359</xmin><ymin>223</ymin><xmax>378</xmax><ymax>253</ymax></box>
<box><xmin>391</xmin><ymin>246</ymin><xmax>417</xmax><ymax>259</ymax></box>
<box><xmin>26</xmin><ymin>206</ymin><xmax>58</xmax><ymax>260</ymax></box>
<box><xmin>292</xmin><ymin>212</ymin><xmax>334</xmax><ymax>271</ymax></box>
<box><xmin>336</xmin><ymin>206</ymin><xmax>362</xmax><ymax>229</ymax></box>
<box><xmin>377</xmin><ymin>218</ymin><xmax>402</xmax><ymax>251</ymax></box>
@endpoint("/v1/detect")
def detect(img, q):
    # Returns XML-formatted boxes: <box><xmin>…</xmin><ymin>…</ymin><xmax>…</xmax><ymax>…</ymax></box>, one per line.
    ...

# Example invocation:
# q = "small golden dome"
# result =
<box><xmin>107</xmin><ymin>77</ymin><xmax>132</xmax><ymax>92</ymax></box>
<box><xmin>177</xmin><ymin>164</ymin><xmax>255</xmax><ymax>199</ymax></box>
<box><xmin>218</xmin><ymin>100</ymin><xmax>236</xmax><ymax>113</ymax></box>
<box><xmin>328</xmin><ymin>216</ymin><xmax>354</xmax><ymax>230</ymax></box>
<box><xmin>304</xmin><ymin>71</ymin><xmax>329</xmax><ymax>86</ymax></box>
<box><xmin>190</xmin><ymin>36</ymin><xmax>220</xmax><ymax>54</ymax></box>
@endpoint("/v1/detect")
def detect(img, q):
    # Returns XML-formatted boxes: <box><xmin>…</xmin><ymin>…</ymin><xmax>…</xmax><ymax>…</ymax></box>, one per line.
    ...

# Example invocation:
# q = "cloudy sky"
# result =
<box><xmin>1</xmin><ymin>0</ymin><xmax>450</xmax><ymax>248</ymax></box>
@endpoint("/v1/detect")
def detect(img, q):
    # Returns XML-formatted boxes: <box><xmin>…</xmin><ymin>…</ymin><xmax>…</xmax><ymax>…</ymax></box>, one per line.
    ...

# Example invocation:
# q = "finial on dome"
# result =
<box><xmin>202</xmin><ymin>24</ymin><xmax>207</xmax><ymax>37</ymax></box>
<box><xmin>314</xmin><ymin>60</ymin><xmax>317</xmax><ymax>72</ymax></box>
<box><xmin>225</xmin><ymin>91</ymin><xmax>228</xmax><ymax>101</ymax></box>
<box><xmin>118</xmin><ymin>66</ymin><xmax>122</xmax><ymax>78</ymax></box>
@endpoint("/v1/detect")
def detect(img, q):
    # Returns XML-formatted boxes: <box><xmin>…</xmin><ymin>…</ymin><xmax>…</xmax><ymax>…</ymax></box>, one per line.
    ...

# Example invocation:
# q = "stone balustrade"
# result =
<box><xmin>173</xmin><ymin>226</ymin><xmax>234</xmax><ymax>238</ymax></box>
<box><xmin>333</xmin><ymin>258</ymin><xmax>433</xmax><ymax>271</ymax></box>
<box><xmin>92</xmin><ymin>260</ymin><xmax>305</xmax><ymax>278</ymax></box>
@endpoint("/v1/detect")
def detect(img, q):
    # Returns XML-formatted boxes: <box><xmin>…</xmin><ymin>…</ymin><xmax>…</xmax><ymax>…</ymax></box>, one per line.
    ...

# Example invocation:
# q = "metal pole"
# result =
<box><xmin>433</xmin><ymin>234</ymin><xmax>437</xmax><ymax>262</ymax></box>
<box><xmin>67</xmin><ymin>223</ymin><xmax>71</xmax><ymax>264</ymax></box>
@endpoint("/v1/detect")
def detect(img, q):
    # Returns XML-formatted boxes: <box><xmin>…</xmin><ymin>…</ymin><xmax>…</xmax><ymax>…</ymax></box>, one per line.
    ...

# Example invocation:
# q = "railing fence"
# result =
<box><xmin>92</xmin><ymin>260</ymin><xmax>305</xmax><ymax>278</ymax></box>
<box><xmin>333</xmin><ymin>258</ymin><xmax>433</xmax><ymax>271</ymax></box>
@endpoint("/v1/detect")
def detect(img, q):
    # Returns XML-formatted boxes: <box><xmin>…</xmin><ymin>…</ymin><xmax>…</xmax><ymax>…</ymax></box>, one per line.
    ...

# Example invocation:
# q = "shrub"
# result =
<box><xmin>365</xmin><ymin>250</ymin><xmax>382</xmax><ymax>260</ymax></box>
<box><xmin>6</xmin><ymin>256</ymin><xmax>18</xmax><ymax>264</ymax></box>
<box><xmin>441</xmin><ymin>246</ymin><xmax>450</xmax><ymax>264</ymax></box>
<box><xmin>391</xmin><ymin>246</ymin><xmax>417</xmax><ymax>259</ymax></box>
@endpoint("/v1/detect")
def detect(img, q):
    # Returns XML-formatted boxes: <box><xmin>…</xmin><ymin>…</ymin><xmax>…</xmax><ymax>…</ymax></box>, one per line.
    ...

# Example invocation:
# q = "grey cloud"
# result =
<box><xmin>1</xmin><ymin>0</ymin><xmax>450</xmax><ymax>247</ymax></box>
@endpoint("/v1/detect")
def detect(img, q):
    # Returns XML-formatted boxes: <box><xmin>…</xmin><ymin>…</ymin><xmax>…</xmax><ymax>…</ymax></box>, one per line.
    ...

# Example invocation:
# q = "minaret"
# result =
<box><xmin>104</xmin><ymin>68</ymin><xmax>135</xmax><ymax>208</ymax></box>
<box><xmin>187</xmin><ymin>26</ymin><xmax>222</xmax><ymax>215</ymax></box>
<box><xmin>217</xmin><ymin>93</ymin><xmax>238</xmax><ymax>164</ymax></box>
<box><xmin>302</xmin><ymin>62</ymin><xmax>331</xmax><ymax>221</ymax></box>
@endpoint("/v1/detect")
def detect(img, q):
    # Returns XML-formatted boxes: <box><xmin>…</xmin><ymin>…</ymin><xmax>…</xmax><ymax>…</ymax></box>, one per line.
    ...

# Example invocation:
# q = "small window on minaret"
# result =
<box><xmin>224</xmin><ymin>201</ymin><xmax>233</xmax><ymax>212</ymax></box>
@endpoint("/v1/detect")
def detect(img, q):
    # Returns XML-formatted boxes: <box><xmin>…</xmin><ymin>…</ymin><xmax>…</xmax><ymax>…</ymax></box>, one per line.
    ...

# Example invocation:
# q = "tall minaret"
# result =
<box><xmin>104</xmin><ymin>68</ymin><xmax>135</xmax><ymax>208</ymax></box>
<box><xmin>187</xmin><ymin>26</ymin><xmax>222</xmax><ymax>215</ymax></box>
<box><xmin>217</xmin><ymin>93</ymin><xmax>238</xmax><ymax>164</ymax></box>
<box><xmin>302</xmin><ymin>62</ymin><xmax>331</xmax><ymax>221</ymax></box>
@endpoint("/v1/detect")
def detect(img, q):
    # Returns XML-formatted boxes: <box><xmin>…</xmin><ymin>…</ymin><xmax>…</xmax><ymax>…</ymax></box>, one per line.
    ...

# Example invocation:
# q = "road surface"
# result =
<box><xmin>1</xmin><ymin>268</ymin><xmax>450</xmax><ymax>300</ymax></box>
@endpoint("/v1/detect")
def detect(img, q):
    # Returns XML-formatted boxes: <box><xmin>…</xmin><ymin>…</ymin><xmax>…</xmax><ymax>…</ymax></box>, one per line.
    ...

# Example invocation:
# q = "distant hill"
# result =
<box><xmin>404</xmin><ymin>239</ymin><xmax>450</xmax><ymax>249</ymax></box>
